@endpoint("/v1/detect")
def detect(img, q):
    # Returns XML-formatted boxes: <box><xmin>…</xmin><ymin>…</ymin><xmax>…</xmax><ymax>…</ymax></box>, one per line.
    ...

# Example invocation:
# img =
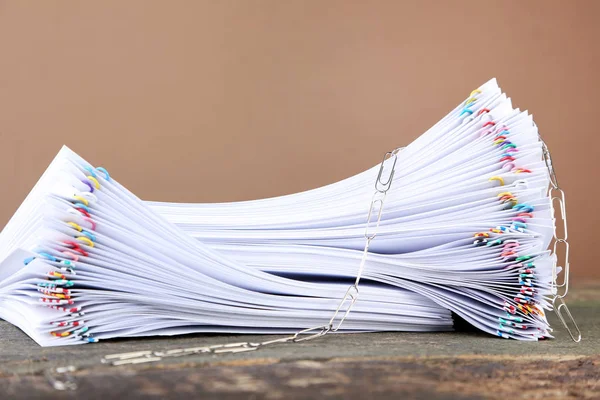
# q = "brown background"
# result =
<box><xmin>0</xmin><ymin>1</ymin><xmax>598</xmax><ymax>279</ymax></box>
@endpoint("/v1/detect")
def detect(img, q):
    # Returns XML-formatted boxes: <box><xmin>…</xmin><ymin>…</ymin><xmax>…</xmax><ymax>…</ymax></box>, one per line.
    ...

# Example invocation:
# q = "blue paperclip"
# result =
<box><xmin>513</xmin><ymin>203</ymin><xmax>534</xmax><ymax>213</ymax></box>
<box><xmin>80</xmin><ymin>230</ymin><xmax>96</xmax><ymax>242</ymax></box>
<box><xmin>38</xmin><ymin>252</ymin><xmax>58</xmax><ymax>262</ymax></box>
<box><xmin>84</xmin><ymin>166</ymin><xmax>97</xmax><ymax>178</ymax></box>
<box><xmin>95</xmin><ymin>167</ymin><xmax>110</xmax><ymax>181</ymax></box>
<box><xmin>73</xmin><ymin>203</ymin><xmax>91</xmax><ymax>213</ymax></box>
<box><xmin>512</xmin><ymin>221</ymin><xmax>527</xmax><ymax>231</ymax></box>
<box><xmin>23</xmin><ymin>256</ymin><xmax>36</xmax><ymax>266</ymax></box>
<box><xmin>486</xmin><ymin>238</ymin><xmax>503</xmax><ymax>247</ymax></box>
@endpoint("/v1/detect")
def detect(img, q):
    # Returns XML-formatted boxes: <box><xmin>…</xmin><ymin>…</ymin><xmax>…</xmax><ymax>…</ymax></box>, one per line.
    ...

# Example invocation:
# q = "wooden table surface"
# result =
<box><xmin>1</xmin><ymin>282</ymin><xmax>598</xmax><ymax>399</ymax></box>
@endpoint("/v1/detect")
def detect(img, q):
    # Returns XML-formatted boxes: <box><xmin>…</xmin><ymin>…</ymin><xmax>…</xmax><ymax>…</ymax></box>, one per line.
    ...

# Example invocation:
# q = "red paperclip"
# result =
<box><xmin>74</xmin><ymin>208</ymin><xmax>91</xmax><ymax>218</ymax></box>
<box><xmin>514</xmin><ymin>168</ymin><xmax>532</xmax><ymax>173</ymax></box>
<box><xmin>63</xmin><ymin>241</ymin><xmax>89</xmax><ymax>257</ymax></box>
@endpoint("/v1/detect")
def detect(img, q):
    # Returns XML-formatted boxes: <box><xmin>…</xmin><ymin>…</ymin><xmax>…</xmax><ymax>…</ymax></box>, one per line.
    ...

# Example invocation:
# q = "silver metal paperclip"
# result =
<box><xmin>540</xmin><ymin>136</ymin><xmax>580</xmax><ymax>342</ymax></box>
<box><xmin>291</xmin><ymin>325</ymin><xmax>330</xmax><ymax>342</ymax></box>
<box><xmin>112</xmin><ymin>356</ymin><xmax>162</xmax><ymax>366</ymax></box>
<box><xmin>102</xmin><ymin>350</ymin><xmax>152</xmax><ymax>362</ymax></box>
<box><xmin>328</xmin><ymin>285</ymin><xmax>359</xmax><ymax>332</ymax></box>
<box><xmin>553</xmin><ymin>296</ymin><xmax>581</xmax><ymax>343</ymax></box>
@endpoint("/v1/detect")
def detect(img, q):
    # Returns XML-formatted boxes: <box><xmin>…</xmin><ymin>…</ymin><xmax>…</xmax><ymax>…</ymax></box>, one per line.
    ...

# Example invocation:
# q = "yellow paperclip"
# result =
<box><xmin>470</xmin><ymin>89</ymin><xmax>482</xmax><ymax>97</ymax></box>
<box><xmin>73</xmin><ymin>195</ymin><xmax>89</xmax><ymax>206</ymax></box>
<box><xmin>67</xmin><ymin>222</ymin><xmax>83</xmax><ymax>232</ymax></box>
<box><xmin>489</xmin><ymin>176</ymin><xmax>504</xmax><ymax>186</ymax></box>
<box><xmin>87</xmin><ymin>176</ymin><xmax>100</xmax><ymax>189</ymax></box>
<box><xmin>51</xmin><ymin>331</ymin><xmax>72</xmax><ymax>337</ymax></box>
<box><xmin>465</xmin><ymin>97</ymin><xmax>477</xmax><ymax>105</ymax></box>
<box><xmin>76</xmin><ymin>236</ymin><xmax>94</xmax><ymax>247</ymax></box>
<box><xmin>497</xmin><ymin>191</ymin><xmax>513</xmax><ymax>198</ymax></box>
<box><xmin>535</xmin><ymin>305</ymin><xmax>545</xmax><ymax>317</ymax></box>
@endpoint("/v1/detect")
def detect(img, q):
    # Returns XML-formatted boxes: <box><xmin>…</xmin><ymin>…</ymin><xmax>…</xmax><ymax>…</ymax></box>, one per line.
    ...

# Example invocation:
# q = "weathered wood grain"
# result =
<box><xmin>0</xmin><ymin>355</ymin><xmax>598</xmax><ymax>399</ymax></box>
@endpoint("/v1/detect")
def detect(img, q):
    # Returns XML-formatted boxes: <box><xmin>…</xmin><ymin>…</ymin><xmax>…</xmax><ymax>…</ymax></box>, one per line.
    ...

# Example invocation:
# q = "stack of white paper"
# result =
<box><xmin>0</xmin><ymin>79</ymin><xmax>559</xmax><ymax>346</ymax></box>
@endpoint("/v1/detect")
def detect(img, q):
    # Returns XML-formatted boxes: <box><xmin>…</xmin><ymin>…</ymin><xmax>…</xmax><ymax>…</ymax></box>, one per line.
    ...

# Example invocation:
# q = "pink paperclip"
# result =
<box><xmin>479</xmin><ymin>129</ymin><xmax>494</xmax><ymax>138</ymax></box>
<box><xmin>62</xmin><ymin>251</ymin><xmax>80</xmax><ymax>261</ymax></box>
<box><xmin>83</xmin><ymin>217</ymin><xmax>96</xmax><ymax>231</ymax></box>
<box><xmin>503</xmin><ymin>162</ymin><xmax>516</xmax><ymax>171</ymax></box>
